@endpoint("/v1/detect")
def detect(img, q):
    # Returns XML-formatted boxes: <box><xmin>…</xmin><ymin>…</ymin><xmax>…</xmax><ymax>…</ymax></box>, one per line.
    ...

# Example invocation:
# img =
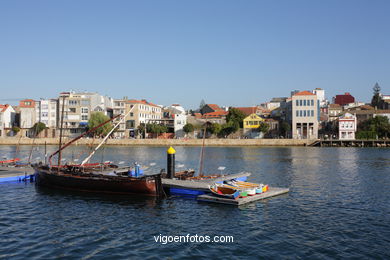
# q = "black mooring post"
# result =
<box><xmin>167</xmin><ymin>146</ymin><xmax>176</xmax><ymax>179</ymax></box>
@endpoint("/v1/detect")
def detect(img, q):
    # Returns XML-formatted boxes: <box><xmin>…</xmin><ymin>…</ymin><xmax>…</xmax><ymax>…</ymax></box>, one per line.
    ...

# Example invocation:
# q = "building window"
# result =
<box><xmin>299</xmin><ymin>100</ymin><xmax>302</xmax><ymax>106</ymax></box>
<box><xmin>42</xmin><ymin>112</ymin><xmax>48</xmax><ymax>117</ymax></box>
<box><xmin>69</xmin><ymin>100</ymin><xmax>78</xmax><ymax>105</ymax></box>
<box><xmin>296</xmin><ymin>100</ymin><xmax>299</xmax><ymax>106</ymax></box>
<box><xmin>299</xmin><ymin>110</ymin><xmax>302</xmax><ymax>117</ymax></box>
<box><xmin>311</xmin><ymin>100</ymin><xmax>314</xmax><ymax>106</ymax></box>
<box><xmin>82</xmin><ymin>115</ymin><xmax>88</xmax><ymax>120</ymax></box>
<box><xmin>311</xmin><ymin>110</ymin><xmax>314</xmax><ymax>117</ymax></box>
<box><xmin>303</xmin><ymin>110</ymin><xmax>306</xmax><ymax>117</ymax></box>
<box><xmin>126</xmin><ymin>120</ymin><xmax>135</xmax><ymax>129</ymax></box>
<box><xmin>81</xmin><ymin>108</ymin><xmax>89</xmax><ymax>113</ymax></box>
<box><xmin>303</xmin><ymin>100</ymin><xmax>306</xmax><ymax>106</ymax></box>
<box><xmin>69</xmin><ymin>108</ymin><xmax>76</xmax><ymax>113</ymax></box>
<box><xmin>296</xmin><ymin>111</ymin><xmax>299</xmax><ymax>117</ymax></box>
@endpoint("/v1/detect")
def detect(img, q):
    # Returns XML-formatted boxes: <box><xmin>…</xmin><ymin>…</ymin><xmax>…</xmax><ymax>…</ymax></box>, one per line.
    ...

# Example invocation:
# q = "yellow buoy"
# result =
<box><xmin>167</xmin><ymin>146</ymin><xmax>176</xmax><ymax>154</ymax></box>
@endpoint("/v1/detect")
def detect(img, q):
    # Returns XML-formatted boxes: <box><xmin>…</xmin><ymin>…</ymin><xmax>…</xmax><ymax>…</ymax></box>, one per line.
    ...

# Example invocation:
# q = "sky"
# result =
<box><xmin>0</xmin><ymin>0</ymin><xmax>389</xmax><ymax>109</ymax></box>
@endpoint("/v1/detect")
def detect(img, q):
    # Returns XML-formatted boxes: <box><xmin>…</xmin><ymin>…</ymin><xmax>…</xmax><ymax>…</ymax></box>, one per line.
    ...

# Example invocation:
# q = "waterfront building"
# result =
<box><xmin>19</xmin><ymin>99</ymin><xmax>36</xmax><ymax>129</ymax></box>
<box><xmin>328</xmin><ymin>104</ymin><xmax>343</xmax><ymax>122</ymax></box>
<box><xmin>199</xmin><ymin>104</ymin><xmax>224</xmax><ymax>115</ymax></box>
<box><xmin>379</xmin><ymin>94</ymin><xmax>390</xmax><ymax>109</ymax></box>
<box><xmin>34</xmin><ymin>99</ymin><xmax>58</xmax><ymax>138</ymax></box>
<box><xmin>312</xmin><ymin>88</ymin><xmax>328</xmax><ymax>108</ymax></box>
<box><xmin>19</xmin><ymin>99</ymin><xmax>37</xmax><ymax>137</ymax></box>
<box><xmin>243</xmin><ymin>113</ymin><xmax>265</xmax><ymax>138</ymax></box>
<box><xmin>0</xmin><ymin>104</ymin><xmax>16</xmax><ymax>137</ymax></box>
<box><xmin>338</xmin><ymin>113</ymin><xmax>357</xmax><ymax>140</ymax></box>
<box><xmin>334</xmin><ymin>92</ymin><xmax>355</xmax><ymax>106</ymax></box>
<box><xmin>112</xmin><ymin>98</ymin><xmax>127</xmax><ymax>138</ymax></box>
<box><xmin>123</xmin><ymin>99</ymin><xmax>162</xmax><ymax>138</ymax></box>
<box><xmin>59</xmin><ymin>91</ymin><xmax>114</xmax><ymax>137</ymax></box>
<box><xmin>341</xmin><ymin>109</ymin><xmax>390</xmax><ymax>124</ymax></box>
<box><xmin>292</xmin><ymin>91</ymin><xmax>319</xmax><ymax>139</ymax></box>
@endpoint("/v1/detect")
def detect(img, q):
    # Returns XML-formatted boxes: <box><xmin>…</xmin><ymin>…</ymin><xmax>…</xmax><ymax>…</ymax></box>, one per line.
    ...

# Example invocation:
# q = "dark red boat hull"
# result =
<box><xmin>35</xmin><ymin>168</ymin><xmax>158</xmax><ymax>195</ymax></box>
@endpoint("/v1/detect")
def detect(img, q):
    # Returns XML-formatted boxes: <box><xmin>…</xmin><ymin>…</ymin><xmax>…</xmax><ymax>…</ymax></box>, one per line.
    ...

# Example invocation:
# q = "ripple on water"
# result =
<box><xmin>0</xmin><ymin>146</ymin><xmax>390</xmax><ymax>259</ymax></box>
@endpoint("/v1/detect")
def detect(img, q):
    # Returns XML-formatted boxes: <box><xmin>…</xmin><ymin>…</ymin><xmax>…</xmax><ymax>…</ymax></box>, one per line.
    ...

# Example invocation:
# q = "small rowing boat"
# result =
<box><xmin>209</xmin><ymin>184</ymin><xmax>240</xmax><ymax>200</ymax></box>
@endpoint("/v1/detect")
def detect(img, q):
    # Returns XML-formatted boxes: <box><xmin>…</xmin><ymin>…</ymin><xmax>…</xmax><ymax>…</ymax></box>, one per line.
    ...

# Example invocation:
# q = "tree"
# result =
<box><xmin>183</xmin><ymin>123</ymin><xmax>194</xmax><ymax>134</ymax></box>
<box><xmin>12</xmin><ymin>126</ymin><xmax>20</xmax><ymax>135</ymax></box>
<box><xmin>257</xmin><ymin>122</ymin><xmax>270</xmax><ymax>133</ymax></box>
<box><xmin>218</xmin><ymin>121</ymin><xmax>239</xmax><ymax>138</ymax></box>
<box><xmin>88</xmin><ymin>112</ymin><xmax>113</xmax><ymax>137</ymax></box>
<box><xmin>371</xmin><ymin>82</ymin><xmax>382</xmax><ymax>108</ymax></box>
<box><xmin>208</xmin><ymin>123</ymin><xmax>222</xmax><ymax>136</ymax></box>
<box><xmin>226</xmin><ymin>108</ymin><xmax>246</xmax><ymax>128</ymax></box>
<box><xmin>31</xmin><ymin>122</ymin><xmax>47</xmax><ymax>137</ymax></box>
<box><xmin>358</xmin><ymin>116</ymin><xmax>390</xmax><ymax>139</ymax></box>
<box><xmin>137</xmin><ymin>123</ymin><xmax>146</xmax><ymax>138</ymax></box>
<box><xmin>199</xmin><ymin>99</ymin><xmax>206</xmax><ymax>110</ymax></box>
<box><xmin>146</xmin><ymin>123</ymin><xmax>168</xmax><ymax>137</ymax></box>
<box><xmin>280</xmin><ymin>121</ymin><xmax>291</xmax><ymax>137</ymax></box>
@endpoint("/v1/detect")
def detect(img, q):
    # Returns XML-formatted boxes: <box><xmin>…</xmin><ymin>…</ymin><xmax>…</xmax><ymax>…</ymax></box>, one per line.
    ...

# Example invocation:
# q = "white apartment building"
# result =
<box><xmin>35</xmin><ymin>99</ymin><xmax>58</xmax><ymax>128</ymax></box>
<box><xmin>338</xmin><ymin>113</ymin><xmax>357</xmax><ymax>140</ymax></box>
<box><xmin>292</xmin><ymin>91</ymin><xmax>319</xmax><ymax>139</ymax></box>
<box><xmin>0</xmin><ymin>104</ymin><xmax>16</xmax><ymax>137</ymax></box>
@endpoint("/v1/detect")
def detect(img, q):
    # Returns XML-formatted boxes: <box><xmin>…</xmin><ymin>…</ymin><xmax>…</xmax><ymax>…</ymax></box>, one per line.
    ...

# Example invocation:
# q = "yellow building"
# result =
<box><xmin>243</xmin><ymin>113</ymin><xmax>264</xmax><ymax>129</ymax></box>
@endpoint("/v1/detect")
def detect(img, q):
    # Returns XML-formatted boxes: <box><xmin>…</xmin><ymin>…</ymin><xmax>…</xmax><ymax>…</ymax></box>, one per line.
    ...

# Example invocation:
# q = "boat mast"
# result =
<box><xmin>58</xmin><ymin>95</ymin><xmax>66</xmax><ymax>169</ymax></box>
<box><xmin>198</xmin><ymin>125</ymin><xmax>207</xmax><ymax>177</ymax></box>
<box><xmin>48</xmin><ymin>114</ymin><xmax>121</xmax><ymax>167</ymax></box>
<box><xmin>80</xmin><ymin>107</ymin><xmax>134</xmax><ymax>166</ymax></box>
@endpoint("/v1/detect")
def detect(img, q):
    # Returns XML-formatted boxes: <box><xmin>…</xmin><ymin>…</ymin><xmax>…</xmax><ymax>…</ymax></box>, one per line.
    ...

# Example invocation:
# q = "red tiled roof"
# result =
<box><xmin>0</xmin><ymin>104</ymin><xmax>9</xmax><ymax>112</ymax></box>
<box><xmin>234</xmin><ymin>107</ymin><xmax>257</xmax><ymax>116</ymax></box>
<box><xmin>202</xmin><ymin>111</ymin><xmax>228</xmax><ymax>118</ymax></box>
<box><xmin>126</xmin><ymin>99</ymin><xmax>159</xmax><ymax>107</ymax></box>
<box><xmin>19</xmin><ymin>99</ymin><xmax>35</xmax><ymax>108</ymax></box>
<box><xmin>293</xmin><ymin>91</ymin><xmax>315</xmax><ymax>96</ymax></box>
<box><xmin>206</xmin><ymin>104</ymin><xmax>223</xmax><ymax>111</ymax></box>
<box><xmin>329</xmin><ymin>104</ymin><xmax>342</xmax><ymax>108</ymax></box>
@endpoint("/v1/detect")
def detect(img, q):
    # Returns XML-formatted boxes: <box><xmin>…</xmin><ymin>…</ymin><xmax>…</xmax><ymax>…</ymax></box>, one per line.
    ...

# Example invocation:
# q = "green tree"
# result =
<box><xmin>88</xmin><ymin>112</ymin><xmax>113</xmax><ymax>137</ymax></box>
<box><xmin>31</xmin><ymin>122</ymin><xmax>47</xmax><ymax>137</ymax></box>
<box><xmin>226</xmin><ymin>108</ymin><xmax>246</xmax><ymax>128</ymax></box>
<box><xmin>183</xmin><ymin>123</ymin><xmax>194</xmax><ymax>134</ymax></box>
<box><xmin>12</xmin><ymin>126</ymin><xmax>20</xmax><ymax>135</ymax></box>
<box><xmin>146</xmin><ymin>123</ymin><xmax>168</xmax><ymax>137</ymax></box>
<box><xmin>358</xmin><ymin>116</ymin><xmax>390</xmax><ymax>139</ymax></box>
<box><xmin>208</xmin><ymin>123</ymin><xmax>222</xmax><ymax>136</ymax></box>
<box><xmin>371</xmin><ymin>82</ymin><xmax>382</xmax><ymax>108</ymax></box>
<box><xmin>137</xmin><ymin>123</ymin><xmax>146</xmax><ymax>138</ymax></box>
<box><xmin>280</xmin><ymin>121</ymin><xmax>291</xmax><ymax>137</ymax></box>
<box><xmin>257</xmin><ymin>122</ymin><xmax>270</xmax><ymax>133</ymax></box>
<box><xmin>199</xmin><ymin>99</ymin><xmax>206</xmax><ymax>110</ymax></box>
<box><xmin>218</xmin><ymin>121</ymin><xmax>239</xmax><ymax>138</ymax></box>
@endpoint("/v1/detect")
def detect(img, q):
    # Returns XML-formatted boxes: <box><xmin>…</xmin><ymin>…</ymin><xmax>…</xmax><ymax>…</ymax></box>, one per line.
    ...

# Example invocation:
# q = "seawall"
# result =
<box><xmin>0</xmin><ymin>137</ymin><xmax>313</xmax><ymax>146</ymax></box>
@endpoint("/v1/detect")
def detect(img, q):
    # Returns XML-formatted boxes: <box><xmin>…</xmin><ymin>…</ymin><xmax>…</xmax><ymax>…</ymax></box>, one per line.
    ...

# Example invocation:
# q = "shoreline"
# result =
<box><xmin>0</xmin><ymin>137</ymin><xmax>313</xmax><ymax>147</ymax></box>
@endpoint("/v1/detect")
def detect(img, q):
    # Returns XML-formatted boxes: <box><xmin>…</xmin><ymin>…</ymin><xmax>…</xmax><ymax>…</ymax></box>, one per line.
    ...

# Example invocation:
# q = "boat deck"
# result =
<box><xmin>197</xmin><ymin>187</ymin><xmax>289</xmax><ymax>205</ymax></box>
<box><xmin>161</xmin><ymin>172</ymin><xmax>251</xmax><ymax>192</ymax></box>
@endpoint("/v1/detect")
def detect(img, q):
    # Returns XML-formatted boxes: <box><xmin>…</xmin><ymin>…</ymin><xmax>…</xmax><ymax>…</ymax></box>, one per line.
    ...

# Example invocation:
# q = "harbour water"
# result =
<box><xmin>1</xmin><ymin>145</ymin><xmax>389</xmax><ymax>259</ymax></box>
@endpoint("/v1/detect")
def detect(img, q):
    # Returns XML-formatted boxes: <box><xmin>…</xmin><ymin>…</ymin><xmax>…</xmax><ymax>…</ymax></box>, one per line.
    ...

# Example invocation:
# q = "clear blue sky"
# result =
<box><xmin>1</xmin><ymin>0</ymin><xmax>389</xmax><ymax>109</ymax></box>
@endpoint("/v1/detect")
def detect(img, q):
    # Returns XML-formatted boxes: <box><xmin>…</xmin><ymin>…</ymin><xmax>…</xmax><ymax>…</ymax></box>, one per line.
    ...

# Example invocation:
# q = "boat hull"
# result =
<box><xmin>35</xmin><ymin>168</ymin><xmax>158</xmax><ymax>196</ymax></box>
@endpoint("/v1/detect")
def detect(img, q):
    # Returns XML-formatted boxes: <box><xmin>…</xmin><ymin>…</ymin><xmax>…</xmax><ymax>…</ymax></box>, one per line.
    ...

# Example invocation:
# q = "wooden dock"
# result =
<box><xmin>0</xmin><ymin>167</ymin><xmax>35</xmax><ymax>182</ymax></box>
<box><xmin>310</xmin><ymin>139</ymin><xmax>390</xmax><ymax>147</ymax></box>
<box><xmin>162</xmin><ymin>172</ymin><xmax>251</xmax><ymax>192</ymax></box>
<box><xmin>197</xmin><ymin>187</ymin><xmax>290</xmax><ymax>205</ymax></box>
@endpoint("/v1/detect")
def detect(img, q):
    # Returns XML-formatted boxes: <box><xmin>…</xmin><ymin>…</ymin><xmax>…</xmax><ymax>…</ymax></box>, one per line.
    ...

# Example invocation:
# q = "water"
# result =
<box><xmin>1</xmin><ymin>145</ymin><xmax>390</xmax><ymax>259</ymax></box>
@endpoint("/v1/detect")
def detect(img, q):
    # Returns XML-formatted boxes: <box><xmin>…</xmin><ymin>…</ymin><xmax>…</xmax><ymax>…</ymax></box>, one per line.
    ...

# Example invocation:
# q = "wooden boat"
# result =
<box><xmin>0</xmin><ymin>158</ymin><xmax>21</xmax><ymax>166</ymax></box>
<box><xmin>34</xmin><ymin>106</ymin><xmax>164</xmax><ymax>196</ymax></box>
<box><xmin>35</xmin><ymin>164</ymin><xmax>160</xmax><ymax>195</ymax></box>
<box><xmin>209</xmin><ymin>184</ymin><xmax>240</xmax><ymax>200</ymax></box>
